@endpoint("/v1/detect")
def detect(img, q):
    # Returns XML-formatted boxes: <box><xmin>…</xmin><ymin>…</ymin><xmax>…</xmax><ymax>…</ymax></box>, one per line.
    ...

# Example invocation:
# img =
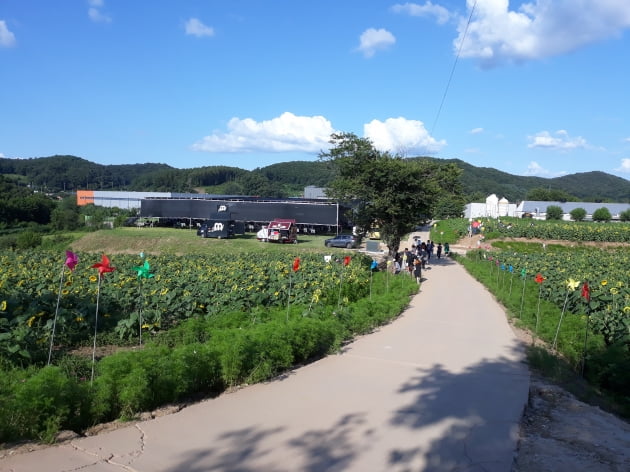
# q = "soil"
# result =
<box><xmin>508</xmin><ymin>323</ymin><xmax>630</xmax><ymax>471</ymax></box>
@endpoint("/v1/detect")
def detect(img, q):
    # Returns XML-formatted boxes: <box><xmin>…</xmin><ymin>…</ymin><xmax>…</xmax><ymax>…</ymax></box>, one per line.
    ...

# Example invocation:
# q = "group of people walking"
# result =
<box><xmin>390</xmin><ymin>237</ymin><xmax>449</xmax><ymax>284</ymax></box>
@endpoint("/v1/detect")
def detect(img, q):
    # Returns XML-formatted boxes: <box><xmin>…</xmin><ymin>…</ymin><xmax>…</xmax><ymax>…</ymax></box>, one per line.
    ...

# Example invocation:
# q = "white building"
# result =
<box><xmin>515</xmin><ymin>201</ymin><xmax>630</xmax><ymax>220</ymax></box>
<box><xmin>464</xmin><ymin>194</ymin><xmax>517</xmax><ymax>219</ymax></box>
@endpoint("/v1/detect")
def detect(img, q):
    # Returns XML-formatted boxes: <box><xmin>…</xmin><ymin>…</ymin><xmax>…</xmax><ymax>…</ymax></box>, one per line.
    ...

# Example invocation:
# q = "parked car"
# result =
<box><xmin>324</xmin><ymin>234</ymin><xmax>359</xmax><ymax>249</ymax></box>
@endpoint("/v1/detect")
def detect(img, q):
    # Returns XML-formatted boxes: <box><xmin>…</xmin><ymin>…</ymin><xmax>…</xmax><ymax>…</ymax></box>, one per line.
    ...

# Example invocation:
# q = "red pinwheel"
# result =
<box><xmin>65</xmin><ymin>250</ymin><xmax>78</xmax><ymax>271</ymax></box>
<box><xmin>91</xmin><ymin>254</ymin><xmax>116</xmax><ymax>278</ymax></box>
<box><xmin>292</xmin><ymin>257</ymin><xmax>300</xmax><ymax>272</ymax></box>
<box><xmin>581</xmin><ymin>282</ymin><xmax>590</xmax><ymax>302</ymax></box>
<box><xmin>343</xmin><ymin>256</ymin><xmax>351</xmax><ymax>266</ymax></box>
<box><xmin>534</xmin><ymin>273</ymin><xmax>545</xmax><ymax>284</ymax></box>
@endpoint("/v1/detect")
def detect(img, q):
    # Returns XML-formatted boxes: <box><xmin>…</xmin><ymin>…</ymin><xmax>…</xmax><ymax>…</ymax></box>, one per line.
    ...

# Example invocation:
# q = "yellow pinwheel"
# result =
<box><xmin>566</xmin><ymin>279</ymin><xmax>579</xmax><ymax>291</ymax></box>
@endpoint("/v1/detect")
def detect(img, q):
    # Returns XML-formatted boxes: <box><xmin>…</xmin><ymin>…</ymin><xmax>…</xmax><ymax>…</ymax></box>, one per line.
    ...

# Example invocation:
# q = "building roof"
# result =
<box><xmin>518</xmin><ymin>201</ymin><xmax>630</xmax><ymax>215</ymax></box>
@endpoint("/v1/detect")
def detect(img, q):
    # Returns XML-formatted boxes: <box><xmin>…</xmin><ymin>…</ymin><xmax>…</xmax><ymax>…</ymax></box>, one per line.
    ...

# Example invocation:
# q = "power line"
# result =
<box><xmin>430</xmin><ymin>0</ymin><xmax>478</xmax><ymax>136</ymax></box>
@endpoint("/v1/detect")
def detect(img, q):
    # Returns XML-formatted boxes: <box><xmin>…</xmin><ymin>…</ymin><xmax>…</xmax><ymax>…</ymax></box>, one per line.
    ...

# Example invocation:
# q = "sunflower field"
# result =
<box><xmin>0</xmin><ymin>248</ymin><xmax>418</xmax><ymax>443</ymax></box>
<box><xmin>461</xmin><ymin>246</ymin><xmax>630</xmax><ymax>415</ymax></box>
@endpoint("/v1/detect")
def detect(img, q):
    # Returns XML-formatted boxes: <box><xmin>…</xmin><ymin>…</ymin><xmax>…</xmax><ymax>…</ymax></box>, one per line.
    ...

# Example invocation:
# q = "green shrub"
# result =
<box><xmin>10</xmin><ymin>366</ymin><xmax>89</xmax><ymax>442</ymax></box>
<box><xmin>171</xmin><ymin>343</ymin><xmax>224</xmax><ymax>395</ymax></box>
<box><xmin>592</xmin><ymin>207</ymin><xmax>612</xmax><ymax>222</ymax></box>
<box><xmin>546</xmin><ymin>205</ymin><xmax>563</xmax><ymax>220</ymax></box>
<box><xmin>15</xmin><ymin>230</ymin><xmax>43</xmax><ymax>249</ymax></box>
<box><xmin>570</xmin><ymin>208</ymin><xmax>587</xmax><ymax>222</ymax></box>
<box><xmin>0</xmin><ymin>234</ymin><xmax>18</xmax><ymax>250</ymax></box>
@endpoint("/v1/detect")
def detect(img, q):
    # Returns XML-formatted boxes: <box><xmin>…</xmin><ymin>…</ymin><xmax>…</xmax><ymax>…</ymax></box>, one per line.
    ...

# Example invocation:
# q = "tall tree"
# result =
<box><xmin>319</xmin><ymin>132</ymin><xmax>462</xmax><ymax>255</ymax></box>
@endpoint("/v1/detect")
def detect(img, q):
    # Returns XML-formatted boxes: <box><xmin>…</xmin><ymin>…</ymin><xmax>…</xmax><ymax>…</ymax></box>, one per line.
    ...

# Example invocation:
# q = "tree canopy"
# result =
<box><xmin>319</xmin><ymin>133</ymin><xmax>463</xmax><ymax>254</ymax></box>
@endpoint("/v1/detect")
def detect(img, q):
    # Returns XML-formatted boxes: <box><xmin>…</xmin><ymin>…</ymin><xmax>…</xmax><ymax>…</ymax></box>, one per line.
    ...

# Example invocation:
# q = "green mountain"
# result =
<box><xmin>413</xmin><ymin>158</ymin><xmax>630</xmax><ymax>203</ymax></box>
<box><xmin>1</xmin><ymin>155</ymin><xmax>628</xmax><ymax>203</ymax></box>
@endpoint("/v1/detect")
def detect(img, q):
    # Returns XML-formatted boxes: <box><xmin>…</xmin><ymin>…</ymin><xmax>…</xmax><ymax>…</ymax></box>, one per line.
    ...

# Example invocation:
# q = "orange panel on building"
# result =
<box><xmin>76</xmin><ymin>190</ymin><xmax>95</xmax><ymax>206</ymax></box>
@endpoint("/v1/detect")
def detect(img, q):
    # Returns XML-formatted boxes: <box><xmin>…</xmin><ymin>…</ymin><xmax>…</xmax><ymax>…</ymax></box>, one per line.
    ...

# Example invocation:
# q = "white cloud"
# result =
<box><xmin>0</xmin><ymin>152</ymin><xmax>5</xmax><ymax>158</ymax></box>
<box><xmin>470</xmin><ymin>127</ymin><xmax>484</xmax><ymax>134</ymax></box>
<box><xmin>363</xmin><ymin>117</ymin><xmax>446</xmax><ymax>155</ymax></box>
<box><xmin>191</xmin><ymin>112</ymin><xmax>336</xmax><ymax>153</ymax></box>
<box><xmin>624</xmin><ymin>137</ymin><xmax>630</xmax><ymax>143</ymax></box>
<box><xmin>455</xmin><ymin>0</ymin><xmax>630</xmax><ymax>67</ymax></box>
<box><xmin>391</xmin><ymin>2</ymin><xmax>453</xmax><ymax>25</ymax></box>
<box><xmin>527</xmin><ymin>130</ymin><xmax>587</xmax><ymax>150</ymax></box>
<box><xmin>616</xmin><ymin>158</ymin><xmax>630</xmax><ymax>173</ymax></box>
<box><xmin>0</xmin><ymin>20</ymin><xmax>16</xmax><ymax>47</ymax></box>
<box><xmin>524</xmin><ymin>161</ymin><xmax>567</xmax><ymax>177</ymax></box>
<box><xmin>88</xmin><ymin>0</ymin><xmax>111</xmax><ymax>23</ymax></box>
<box><xmin>357</xmin><ymin>28</ymin><xmax>396</xmax><ymax>58</ymax></box>
<box><xmin>185</xmin><ymin>18</ymin><xmax>215</xmax><ymax>38</ymax></box>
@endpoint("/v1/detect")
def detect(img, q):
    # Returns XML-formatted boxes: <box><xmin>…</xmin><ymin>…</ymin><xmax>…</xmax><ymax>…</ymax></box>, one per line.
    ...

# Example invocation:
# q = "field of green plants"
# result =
<box><xmin>484</xmin><ymin>217</ymin><xmax>630</xmax><ymax>242</ymax></box>
<box><xmin>0</xmin><ymin>239</ymin><xmax>419</xmax><ymax>443</ymax></box>
<box><xmin>431</xmin><ymin>217</ymin><xmax>630</xmax><ymax>244</ymax></box>
<box><xmin>459</xmin><ymin>244</ymin><xmax>629</xmax><ymax>414</ymax></box>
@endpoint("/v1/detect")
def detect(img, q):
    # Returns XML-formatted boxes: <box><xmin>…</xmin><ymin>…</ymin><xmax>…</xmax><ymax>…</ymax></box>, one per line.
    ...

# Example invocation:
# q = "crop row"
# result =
<box><xmin>468</xmin><ymin>248</ymin><xmax>630</xmax><ymax>346</ymax></box>
<box><xmin>484</xmin><ymin>218</ymin><xmax>630</xmax><ymax>242</ymax></box>
<box><xmin>0</xmin><ymin>250</ymin><xmax>376</xmax><ymax>365</ymax></box>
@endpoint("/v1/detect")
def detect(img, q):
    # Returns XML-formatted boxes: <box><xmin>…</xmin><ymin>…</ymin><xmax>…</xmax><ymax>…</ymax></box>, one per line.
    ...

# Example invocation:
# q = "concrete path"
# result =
<box><xmin>1</xmin><ymin>232</ymin><xmax>530</xmax><ymax>472</ymax></box>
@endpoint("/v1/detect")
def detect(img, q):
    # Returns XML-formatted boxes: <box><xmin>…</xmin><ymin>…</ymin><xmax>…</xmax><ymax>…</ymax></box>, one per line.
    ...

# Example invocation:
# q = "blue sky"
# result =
<box><xmin>1</xmin><ymin>1</ymin><xmax>629</xmax><ymax>180</ymax></box>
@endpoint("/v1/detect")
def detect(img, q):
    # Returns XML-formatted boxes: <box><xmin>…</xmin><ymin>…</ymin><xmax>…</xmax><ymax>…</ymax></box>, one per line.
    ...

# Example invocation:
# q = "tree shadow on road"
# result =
<box><xmin>165</xmin><ymin>413</ymin><xmax>370</xmax><ymax>472</ymax></box>
<box><xmin>164</xmin><ymin>353</ymin><xmax>528</xmax><ymax>472</ymax></box>
<box><xmin>388</xmin><ymin>354</ymin><xmax>529</xmax><ymax>471</ymax></box>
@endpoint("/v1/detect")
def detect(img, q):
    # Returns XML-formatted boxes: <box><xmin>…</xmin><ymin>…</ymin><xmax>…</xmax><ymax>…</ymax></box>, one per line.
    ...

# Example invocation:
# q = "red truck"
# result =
<box><xmin>263</xmin><ymin>218</ymin><xmax>298</xmax><ymax>244</ymax></box>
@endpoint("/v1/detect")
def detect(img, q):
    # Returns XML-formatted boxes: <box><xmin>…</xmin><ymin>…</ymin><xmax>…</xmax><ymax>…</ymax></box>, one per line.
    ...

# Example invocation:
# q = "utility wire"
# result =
<box><xmin>430</xmin><ymin>0</ymin><xmax>478</xmax><ymax>136</ymax></box>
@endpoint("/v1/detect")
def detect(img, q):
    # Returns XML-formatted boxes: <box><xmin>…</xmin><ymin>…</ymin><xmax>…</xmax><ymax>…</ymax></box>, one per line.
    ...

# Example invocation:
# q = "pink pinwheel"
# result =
<box><xmin>91</xmin><ymin>254</ymin><xmax>116</xmax><ymax>278</ymax></box>
<box><xmin>65</xmin><ymin>251</ymin><xmax>78</xmax><ymax>271</ymax></box>
<box><xmin>49</xmin><ymin>250</ymin><xmax>79</xmax><ymax>365</ymax></box>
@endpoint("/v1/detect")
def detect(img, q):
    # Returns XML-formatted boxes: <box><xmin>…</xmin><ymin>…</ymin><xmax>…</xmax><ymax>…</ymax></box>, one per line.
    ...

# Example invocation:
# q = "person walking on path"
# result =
<box><xmin>413</xmin><ymin>257</ymin><xmax>422</xmax><ymax>284</ymax></box>
<box><xmin>437</xmin><ymin>242</ymin><xmax>443</xmax><ymax>259</ymax></box>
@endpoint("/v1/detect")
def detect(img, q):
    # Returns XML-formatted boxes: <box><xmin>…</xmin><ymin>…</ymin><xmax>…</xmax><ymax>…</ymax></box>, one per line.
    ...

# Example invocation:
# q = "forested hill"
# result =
<box><xmin>416</xmin><ymin>158</ymin><xmax>630</xmax><ymax>202</ymax></box>
<box><xmin>1</xmin><ymin>154</ymin><xmax>629</xmax><ymax>202</ymax></box>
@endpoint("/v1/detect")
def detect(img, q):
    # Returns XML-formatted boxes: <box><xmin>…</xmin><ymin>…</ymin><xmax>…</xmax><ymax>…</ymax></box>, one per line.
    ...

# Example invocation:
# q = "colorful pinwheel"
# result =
<box><xmin>91</xmin><ymin>254</ymin><xmax>116</xmax><ymax>278</ymax></box>
<box><xmin>534</xmin><ymin>273</ymin><xmax>545</xmax><ymax>334</ymax></box>
<box><xmin>133</xmin><ymin>260</ymin><xmax>154</xmax><ymax>279</ymax></box>
<box><xmin>65</xmin><ymin>251</ymin><xmax>78</xmax><ymax>271</ymax></box>
<box><xmin>566</xmin><ymin>279</ymin><xmax>579</xmax><ymax>291</ymax></box>
<box><xmin>553</xmin><ymin>278</ymin><xmax>581</xmax><ymax>350</ymax></box>
<box><xmin>49</xmin><ymin>250</ymin><xmax>79</xmax><ymax>365</ymax></box>
<box><xmin>581</xmin><ymin>282</ymin><xmax>590</xmax><ymax>302</ymax></box>
<box><xmin>343</xmin><ymin>256</ymin><xmax>351</xmax><ymax>266</ymax></box>
<box><xmin>89</xmin><ymin>254</ymin><xmax>115</xmax><ymax>383</ymax></box>
<box><xmin>292</xmin><ymin>257</ymin><xmax>300</xmax><ymax>272</ymax></box>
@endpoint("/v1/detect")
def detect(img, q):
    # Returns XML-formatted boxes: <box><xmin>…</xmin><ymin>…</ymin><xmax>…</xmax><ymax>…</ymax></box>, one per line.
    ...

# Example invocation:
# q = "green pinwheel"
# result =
<box><xmin>133</xmin><ymin>258</ymin><xmax>154</xmax><ymax>346</ymax></box>
<box><xmin>133</xmin><ymin>260</ymin><xmax>154</xmax><ymax>279</ymax></box>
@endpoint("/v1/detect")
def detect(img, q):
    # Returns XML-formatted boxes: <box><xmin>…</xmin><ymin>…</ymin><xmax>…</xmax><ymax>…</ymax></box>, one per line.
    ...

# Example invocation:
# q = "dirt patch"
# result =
<box><xmin>507</xmin><ymin>323</ymin><xmax>630</xmax><ymax>471</ymax></box>
<box><xmin>513</xmin><ymin>372</ymin><xmax>630</xmax><ymax>471</ymax></box>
